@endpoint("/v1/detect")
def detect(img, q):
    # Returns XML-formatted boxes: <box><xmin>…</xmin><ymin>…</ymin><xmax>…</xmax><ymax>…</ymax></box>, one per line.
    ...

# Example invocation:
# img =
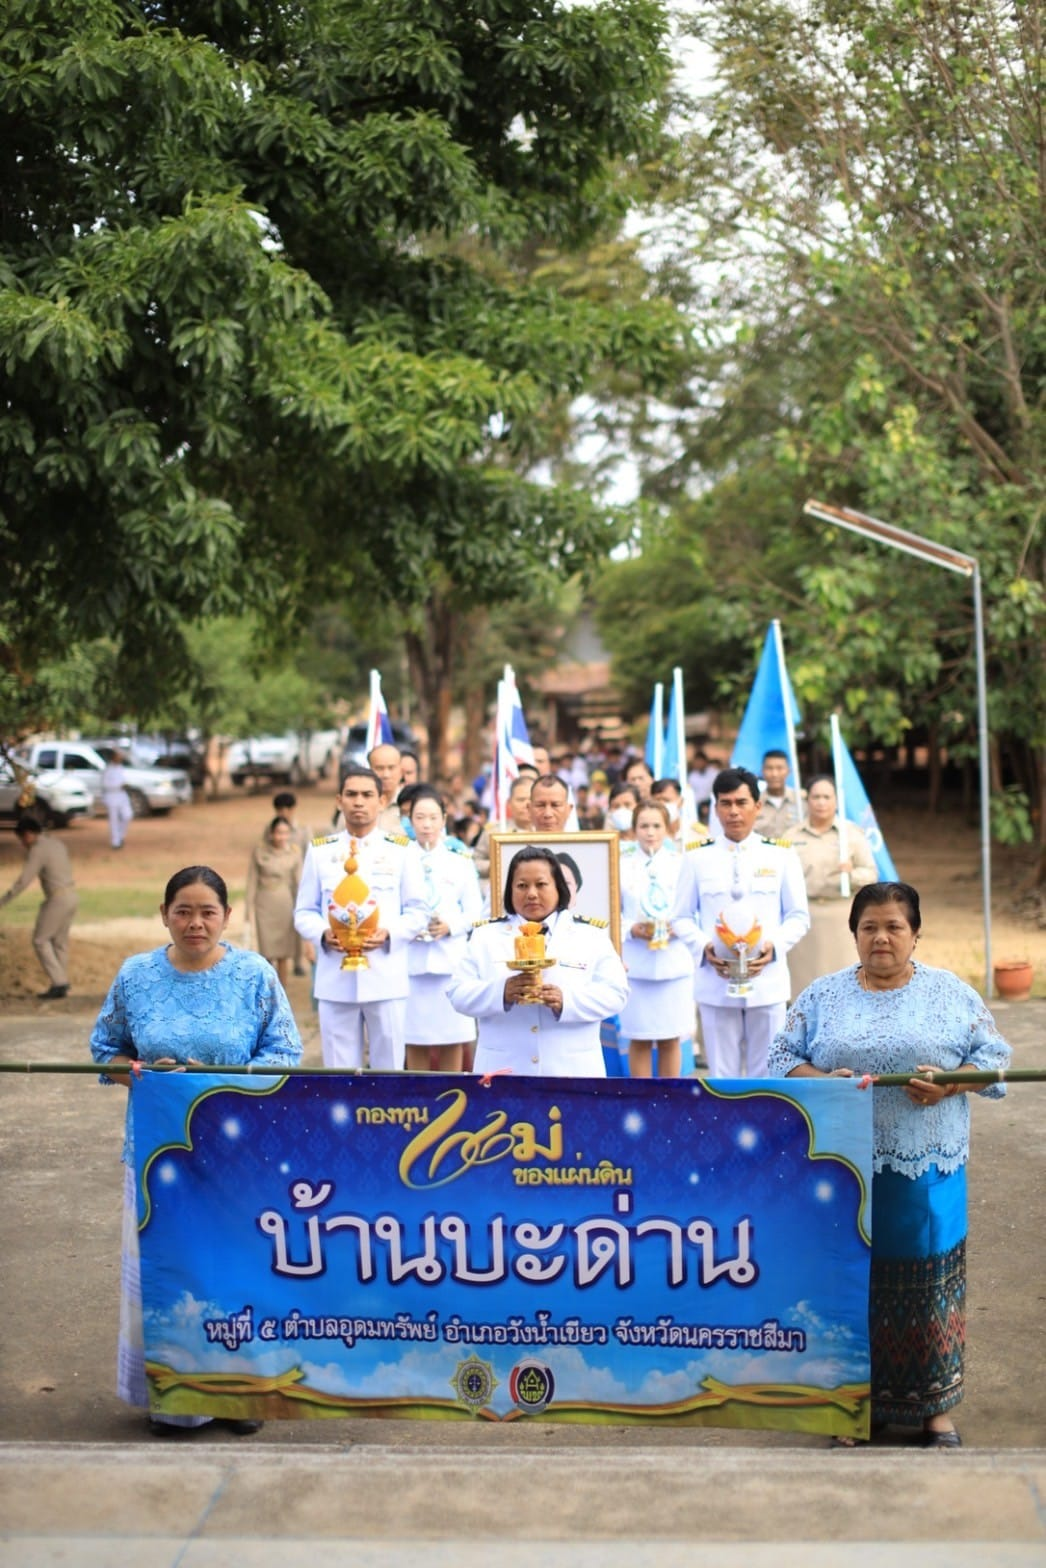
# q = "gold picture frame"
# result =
<box><xmin>489</xmin><ymin>831</ymin><xmax>623</xmax><ymax>953</ymax></box>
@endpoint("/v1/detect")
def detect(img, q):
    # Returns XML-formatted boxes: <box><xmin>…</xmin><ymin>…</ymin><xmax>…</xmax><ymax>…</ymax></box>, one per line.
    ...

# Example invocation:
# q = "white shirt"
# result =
<box><xmin>670</xmin><ymin>833</ymin><xmax>809</xmax><ymax>1008</ymax></box>
<box><xmin>294</xmin><ymin>829</ymin><xmax>428</xmax><ymax>1002</ymax></box>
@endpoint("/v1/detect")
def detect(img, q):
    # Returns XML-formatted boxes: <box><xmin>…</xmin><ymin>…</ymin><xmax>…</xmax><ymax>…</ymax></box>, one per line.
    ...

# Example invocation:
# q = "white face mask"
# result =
<box><xmin>665</xmin><ymin>800</ymin><xmax>680</xmax><ymax>823</ymax></box>
<box><xmin>610</xmin><ymin>806</ymin><xmax>633</xmax><ymax>832</ymax></box>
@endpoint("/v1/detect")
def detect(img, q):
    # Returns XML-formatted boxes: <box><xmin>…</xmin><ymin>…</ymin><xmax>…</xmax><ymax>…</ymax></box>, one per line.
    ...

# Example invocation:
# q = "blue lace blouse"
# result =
<box><xmin>769</xmin><ymin>963</ymin><xmax>1010</xmax><ymax>1178</ymax></box>
<box><xmin>91</xmin><ymin>944</ymin><xmax>303</xmax><ymax>1162</ymax></box>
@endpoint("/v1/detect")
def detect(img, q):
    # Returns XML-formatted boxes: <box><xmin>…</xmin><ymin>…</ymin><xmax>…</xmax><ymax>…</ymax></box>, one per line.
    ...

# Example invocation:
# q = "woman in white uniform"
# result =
<box><xmin>404</xmin><ymin>787</ymin><xmax>482</xmax><ymax>1073</ymax></box>
<box><xmin>619</xmin><ymin>800</ymin><xmax>695</xmax><ymax>1077</ymax></box>
<box><xmin>448</xmin><ymin>847</ymin><xmax>628</xmax><ymax>1079</ymax></box>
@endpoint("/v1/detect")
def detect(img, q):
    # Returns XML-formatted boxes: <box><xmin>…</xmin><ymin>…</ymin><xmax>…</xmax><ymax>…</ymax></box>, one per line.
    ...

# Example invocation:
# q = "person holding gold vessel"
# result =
<box><xmin>447</xmin><ymin>847</ymin><xmax>628</xmax><ymax>1078</ymax></box>
<box><xmin>294</xmin><ymin>766</ymin><xmax>428</xmax><ymax>1069</ymax></box>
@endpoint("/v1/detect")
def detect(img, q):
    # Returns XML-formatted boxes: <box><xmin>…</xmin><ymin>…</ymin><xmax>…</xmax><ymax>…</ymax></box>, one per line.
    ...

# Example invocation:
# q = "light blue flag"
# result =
<box><xmin>835</xmin><ymin>729</ymin><xmax>899</xmax><ymax>881</ymax></box>
<box><xmin>644</xmin><ymin>684</ymin><xmax>664</xmax><ymax>776</ymax></box>
<box><xmin>663</xmin><ymin>671</ymin><xmax>685</xmax><ymax>789</ymax></box>
<box><xmin>732</xmin><ymin>623</ymin><xmax>802</xmax><ymax>783</ymax></box>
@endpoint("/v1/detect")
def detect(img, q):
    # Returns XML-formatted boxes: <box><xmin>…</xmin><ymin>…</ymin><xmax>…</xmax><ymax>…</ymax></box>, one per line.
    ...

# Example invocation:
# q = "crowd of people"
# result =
<box><xmin>0</xmin><ymin>728</ymin><xmax>1012</xmax><ymax>1452</ymax></box>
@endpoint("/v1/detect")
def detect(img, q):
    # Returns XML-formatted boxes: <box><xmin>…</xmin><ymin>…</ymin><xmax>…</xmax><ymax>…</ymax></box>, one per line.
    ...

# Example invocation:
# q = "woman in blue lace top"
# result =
<box><xmin>91</xmin><ymin>865</ymin><xmax>302</xmax><ymax>1438</ymax></box>
<box><xmin>770</xmin><ymin>881</ymin><xmax>1010</xmax><ymax>1450</ymax></box>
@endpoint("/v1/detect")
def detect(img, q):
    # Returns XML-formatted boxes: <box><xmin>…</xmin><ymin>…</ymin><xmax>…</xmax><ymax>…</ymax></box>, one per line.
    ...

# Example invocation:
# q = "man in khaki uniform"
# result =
<box><xmin>0</xmin><ymin>815</ymin><xmax>78</xmax><ymax>998</ymax></box>
<box><xmin>754</xmin><ymin>750</ymin><xmax>802</xmax><ymax>838</ymax></box>
<box><xmin>369</xmin><ymin>743</ymin><xmax>405</xmax><ymax>833</ymax></box>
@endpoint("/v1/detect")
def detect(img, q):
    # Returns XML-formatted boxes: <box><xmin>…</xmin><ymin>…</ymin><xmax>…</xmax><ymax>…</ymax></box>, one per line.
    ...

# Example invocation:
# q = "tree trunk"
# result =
<box><xmin>927</xmin><ymin>721</ymin><xmax>941</xmax><ymax>814</ymax></box>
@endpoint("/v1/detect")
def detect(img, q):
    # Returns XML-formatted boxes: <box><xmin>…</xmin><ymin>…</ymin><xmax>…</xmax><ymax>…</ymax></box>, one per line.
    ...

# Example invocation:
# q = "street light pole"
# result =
<box><xmin>802</xmin><ymin>498</ymin><xmax>993</xmax><ymax>997</ymax></box>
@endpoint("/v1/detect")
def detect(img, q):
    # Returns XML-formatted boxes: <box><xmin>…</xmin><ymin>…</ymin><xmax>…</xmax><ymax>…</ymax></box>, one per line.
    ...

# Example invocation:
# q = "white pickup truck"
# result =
<box><xmin>16</xmin><ymin>740</ymin><xmax>193</xmax><ymax>817</ymax></box>
<box><xmin>225</xmin><ymin>730</ymin><xmax>342</xmax><ymax>788</ymax></box>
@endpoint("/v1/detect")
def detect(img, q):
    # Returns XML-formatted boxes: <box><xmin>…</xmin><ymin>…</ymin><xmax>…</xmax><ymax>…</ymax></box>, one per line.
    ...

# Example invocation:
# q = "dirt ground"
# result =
<box><xmin>1</xmin><ymin>783</ymin><xmax>1043</xmax><ymax>1003</ymax></box>
<box><xmin>1</xmin><ymin>782</ymin><xmax>1044</xmax><ymax>1454</ymax></box>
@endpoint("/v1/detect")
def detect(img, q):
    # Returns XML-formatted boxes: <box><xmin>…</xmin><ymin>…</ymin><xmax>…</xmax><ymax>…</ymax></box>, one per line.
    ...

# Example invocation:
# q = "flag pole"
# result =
<box><xmin>772</xmin><ymin>621</ymin><xmax>802</xmax><ymax>801</ymax></box>
<box><xmin>829</xmin><ymin>713</ymin><xmax>851</xmax><ymax>900</ymax></box>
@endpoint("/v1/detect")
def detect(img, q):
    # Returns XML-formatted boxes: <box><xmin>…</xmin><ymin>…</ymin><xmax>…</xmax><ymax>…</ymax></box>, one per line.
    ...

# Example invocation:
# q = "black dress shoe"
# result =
<box><xmin>147</xmin><ymin>1416</ymin><xmax>203</xmax><ymax>1438</ymax></box>
<box><xmin>37</xmin><ymin>985</ymin><xmax>69</xmax><ymax>1000</ymax></box>
<box><xmin>215</xmin><ymin>1418</ymin><xmax>264</xmax><ymax>1435</ymax></box>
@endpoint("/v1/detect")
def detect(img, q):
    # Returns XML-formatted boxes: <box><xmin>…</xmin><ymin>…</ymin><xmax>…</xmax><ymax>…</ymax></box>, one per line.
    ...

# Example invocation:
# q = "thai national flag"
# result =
<box><xmin>506</xmin><ymin>668</ymin><xmax>534</xmax><ymax>768</ymax></box>
<box><xmin>365</xmin><ymin>669</ymin><xmax>395</xmax><ymax>754</ymax></box>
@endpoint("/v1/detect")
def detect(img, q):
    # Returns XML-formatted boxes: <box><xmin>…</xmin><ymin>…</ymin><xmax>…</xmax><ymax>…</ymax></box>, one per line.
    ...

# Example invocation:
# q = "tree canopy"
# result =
<box><xmin>1</xmin><ymin>0</ymin><xmax>682</xmax><ymax>751</ymax></box>
<box><xmin>597</xmin><ymin>0</ymin><xmax>1044</xmax><ymax>840</ymax></box>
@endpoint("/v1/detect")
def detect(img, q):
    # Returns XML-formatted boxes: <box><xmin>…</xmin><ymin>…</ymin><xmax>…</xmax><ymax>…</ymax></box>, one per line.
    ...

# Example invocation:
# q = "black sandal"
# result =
<box><xmin>922</xmin><ymin>1427</ymin><xmax>962</xmax><ymax>1449</ymax></box>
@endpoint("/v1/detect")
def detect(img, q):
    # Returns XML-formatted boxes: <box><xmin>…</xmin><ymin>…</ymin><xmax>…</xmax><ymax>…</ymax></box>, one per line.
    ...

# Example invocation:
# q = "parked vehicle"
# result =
<box><xmin>0</xmin><ymin>757</ymin><xmax>92</xmax><ymax>829</ymax></box>
<box><xmin>103</xmin><ymin>733</ymin><xmax>209</xmax><ymax>788</ymax></box>
<box><xmin>340</xmin><ymin>721</ymin><xmax>417</xmax><ymax>771</ymax></box>
<box><xmin>226</xmin><ymin>730</ymin><xmax>342</xmax><ymax>788</ymax></box>
<box><xmin>15</xmin><ymin>741</ymin><xmax>192</xmax><ymax>817</ymax></box>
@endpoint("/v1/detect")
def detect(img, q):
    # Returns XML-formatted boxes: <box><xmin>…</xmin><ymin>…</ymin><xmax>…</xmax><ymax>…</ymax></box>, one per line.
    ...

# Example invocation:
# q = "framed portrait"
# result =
<box><xmin>489</xmin><ymin>831</ymin><xmax>622</xmax><ymax>952</ymax></box>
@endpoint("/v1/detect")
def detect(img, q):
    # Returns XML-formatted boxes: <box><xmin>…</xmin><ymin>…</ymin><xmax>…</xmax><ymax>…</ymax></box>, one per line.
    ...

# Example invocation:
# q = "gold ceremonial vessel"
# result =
<box><xmin>328</xmin><ymin>842</ymin><xmax>380</xmax><ymax>970</ymax></box>
<box><xmin>506</xmin><ymin>921</ymin><xmax>557</xmax><ymax>1004</ymax></box>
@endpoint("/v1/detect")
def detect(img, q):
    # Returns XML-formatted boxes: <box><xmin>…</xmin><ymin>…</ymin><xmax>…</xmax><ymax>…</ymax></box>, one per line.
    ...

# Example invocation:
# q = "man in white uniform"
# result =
<box><xmin>294</xmin><ymin>766</ymin><xmax>428</xmax><ymax>1069</ymax></box>
<box><xmin>671</xmin><ymin>767</ymin><xmax>809</xmax><ymax>1078</ymax></box>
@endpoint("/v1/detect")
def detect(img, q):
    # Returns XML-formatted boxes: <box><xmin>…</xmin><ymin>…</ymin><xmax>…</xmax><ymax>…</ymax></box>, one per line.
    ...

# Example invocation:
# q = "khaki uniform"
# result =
<box><xmin>783</xmin><ymin>819</ymin><xmax>877</xmax><ymax>996</ymax></box>
<box><xmin>1</xmin><ymin>834</ymin><xmax>78</xmax><ymax>987</ymax></box>
<box><xmin>754</xmin><ymin>787</ymin><xmax>801</xmax><ymax>839</ymax></box>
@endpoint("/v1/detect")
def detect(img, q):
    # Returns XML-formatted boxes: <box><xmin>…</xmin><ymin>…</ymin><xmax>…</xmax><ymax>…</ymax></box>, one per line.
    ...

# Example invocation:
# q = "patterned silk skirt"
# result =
<box><xmin>870</xmin><ymin>1162</ymin><xmax>966</xmax><ymax>1426</ymax></box>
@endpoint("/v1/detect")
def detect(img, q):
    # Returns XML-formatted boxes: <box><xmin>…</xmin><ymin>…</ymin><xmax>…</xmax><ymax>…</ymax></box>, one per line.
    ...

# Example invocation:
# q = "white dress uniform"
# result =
<box><xmin>670</xmin><ymin>833</ymin><xmax>809</xmax><ymax>1078</ymax></box>
<box><xmin>294</xmin><ymin>828</ymin><xmax>428</xmax><ymax>1070</ymax></box>
<box><xmin>100</xmin><ymin>762</ymin><xmax>133</xmax><ymax>848</ymax></box>
<box><xmin>447</xmin><ymin>909</ymin><xmax>629</xmax><ymax>1078</ymax></box>
<box><xmin>618</xmin><ymin>841</ymin><xmax>695</xmax><ymax>1040</ymax></box>
<box><xmin>405</xmin><ymin>837</ymin><xmax>482</xmax><ymax>1046</ymax></box>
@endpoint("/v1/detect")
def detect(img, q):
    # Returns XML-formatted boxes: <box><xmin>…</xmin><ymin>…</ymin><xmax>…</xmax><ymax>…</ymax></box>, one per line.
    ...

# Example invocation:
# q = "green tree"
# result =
<box><xmin>1</xmin><ymin>0</ymin><xmax>683</xmax><ymax>757</ymax></box>
<box><xmin>602</xmin><ymin>0</ymin><xmax>1044</xmax><ymax>845</ymax></box>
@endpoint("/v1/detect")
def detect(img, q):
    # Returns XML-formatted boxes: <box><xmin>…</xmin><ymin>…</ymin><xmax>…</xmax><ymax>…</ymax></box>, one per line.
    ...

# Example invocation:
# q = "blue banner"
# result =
<box><xmin>132</xmin><ymin>1075</ymin><xmax>872</xmax><ymax>1436</ymax></box>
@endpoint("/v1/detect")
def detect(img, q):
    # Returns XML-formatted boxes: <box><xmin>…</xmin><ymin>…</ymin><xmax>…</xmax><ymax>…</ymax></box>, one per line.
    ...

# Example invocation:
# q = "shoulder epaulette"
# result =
<box><xmin>471</xmin><ymin>916</ymin><xmax>508</xmax><ymax>929</ymax></box>
<box><xmin>688</xmin><ymin>837</ymin><xmax>713</xmax><ymax>851</ymax></box>
<box><xmin>762</xmin><ymin>835</ymin><xmax>791</xmax><ymax>848</ymax></box>
<box><xmin>575</xmin><ymin>915</ymin><xmax>609</xmax><ymax>928</ymax></box>
<box><xmin>620</xmin><ymin>840</ymin><xmax>637</xmax><ymax>854</ymax></box>
<box><xmin>385</xmin><ymin>832</ymin><xmax>411</xmax><ymax>847</ymax></box>
<box><xmin>446</xmin><ymin>839</ymin><xmax>474</xmax><ymax>858</ymax></box>
<box><xmin>312</xmin><ymin>832</ymin><xmax>340</xmax><ymax>847</ymax></box>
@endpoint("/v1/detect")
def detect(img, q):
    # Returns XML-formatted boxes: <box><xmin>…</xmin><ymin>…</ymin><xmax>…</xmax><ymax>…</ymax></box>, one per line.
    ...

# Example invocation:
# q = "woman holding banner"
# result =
<box><xmin>770</xmin><ymin>880</ymin><xmax>1011</xmax><ymax>1449</ymax></box>
<box><xmin>783</xmin><ymin>777</ymin><xmax>877</xmax><ymax>995</ymax></box>
<box><xmin>90</xmin><ymin>865</ymin><xmax>302</xmax><ymax>1437</ymax></box>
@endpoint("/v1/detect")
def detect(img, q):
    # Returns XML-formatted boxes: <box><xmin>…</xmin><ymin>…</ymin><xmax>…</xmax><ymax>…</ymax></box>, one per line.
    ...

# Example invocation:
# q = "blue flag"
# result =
<box><xmin>835</xmin><ymin>729</ymin><xmax>899</xmax><ymax>881</ymax></box>
<box><xmin>644</xmin><ymin>684</ymin><xmax>664</xmax><ymax>776</ymax></box>
<box><xmin>732</xmin><ymin>624</ymin><xmax>801</xmax><ymax>783</ymax></box>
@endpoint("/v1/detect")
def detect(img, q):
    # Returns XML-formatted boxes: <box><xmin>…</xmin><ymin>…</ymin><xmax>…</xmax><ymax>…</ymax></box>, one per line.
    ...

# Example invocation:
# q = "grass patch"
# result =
<box><xmin>0</xmin><ymin>884</ymin><xmax>246</xmax><ymax>926</ymax></box>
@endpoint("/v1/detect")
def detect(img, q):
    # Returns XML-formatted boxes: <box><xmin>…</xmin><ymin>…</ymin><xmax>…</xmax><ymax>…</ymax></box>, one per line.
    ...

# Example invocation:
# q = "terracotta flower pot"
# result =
<box><xmin>993</xmin><ymin>960</ymin><xmax>1033</xmax><ymax>1002</ymax></box>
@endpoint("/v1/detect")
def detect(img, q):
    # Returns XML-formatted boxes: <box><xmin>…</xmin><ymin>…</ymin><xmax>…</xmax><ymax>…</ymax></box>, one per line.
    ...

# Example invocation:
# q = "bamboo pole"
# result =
<box><xmin>0</xmin><ymin>1064</ymin><xmax>1043</xmax><ymax>1084</ymax></box>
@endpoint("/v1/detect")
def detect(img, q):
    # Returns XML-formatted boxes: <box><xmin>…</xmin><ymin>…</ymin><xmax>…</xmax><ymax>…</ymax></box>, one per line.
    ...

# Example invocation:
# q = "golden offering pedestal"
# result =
<box><xmin>506</xmin><ymin>955</ymin><xmax>558</xmax><ymax>1005</ymax></box>
<box><xmin>327</xmin><ymin>840</ymin><xmax>379</xmax><ymax>970</ymax></box>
